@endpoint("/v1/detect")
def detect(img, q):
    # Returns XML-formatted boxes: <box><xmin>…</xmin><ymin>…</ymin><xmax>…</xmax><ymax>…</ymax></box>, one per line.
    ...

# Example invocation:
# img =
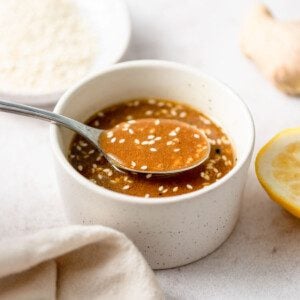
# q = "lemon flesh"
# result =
<box><xmin>255</xmin><ymin>128</ymin><xmax>300</xmax><ymax>218</ymax></box>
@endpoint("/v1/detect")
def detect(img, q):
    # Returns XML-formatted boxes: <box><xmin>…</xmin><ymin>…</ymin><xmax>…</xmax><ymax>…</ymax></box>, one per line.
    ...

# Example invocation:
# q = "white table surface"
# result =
<box><xmin>1</xmin><ymin>0</ymin><xmax>299</xmax><ymax>299</ymax></box>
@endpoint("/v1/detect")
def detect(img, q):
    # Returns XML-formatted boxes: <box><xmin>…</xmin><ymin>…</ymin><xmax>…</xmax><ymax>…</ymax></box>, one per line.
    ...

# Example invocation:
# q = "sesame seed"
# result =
<box><xmin>150</xmin><ymin>148</ymin><xmax>157</xmax><ymax>152</ymax></box>
<box><xmin>154</xmin><ymin>136</ymin><xmax>161</xmax><ymax>141</ymax></box>
<box><xmin>141</xmin><ymin>165</ymin><xmax>148</xmax><ymax>170</ymax></box>
<box><xmin>158</xmin><ymin>102</ymin><xmax>164</xmax><ymax>107</ymax></box>
<box><xmin>103</xmin><ymin>168</ymin><xmax>113</xmax><ymax>177</ymax></box>
<box><xmin>111</xmin><ymin>137</ymin><xmax>116</xmax><ymax>143</ymax></box>
<box><xmin>148</xmin><ymin>140</ymin><xmax>155</xmax><ymax>145</ymax></box>
<box><xmin>200</xmin><ymin>116</ymin><xmax>211</xmax><ymax>124</ymax></box>
<box><xmin>145</xmin><ymin>110</ymin><xmax>153</xmax><ymax>116</ymax></box>
<box><xmin>217</xmin><ymin>139</ymin><xmax>222</xmax><ymax>145</ymax></box>
<box><xmin>79</xmin><ymin>141</ymin><xmax>88</xmax><ymax>147</ymax></box>
<box><xmin>133</xmin><ymin>100</ymin><xmax>140</xmax><ymax>106</ymax></box>
<box><xmin>92</xmin><ymin>163</ymin><xmax>97</xmax><ymax>169</ymax></box>
<box><xmin>187</xmin><ymin>157</ymin><xmax>193</xmax><ymax>163</ymax></box>
<box><xmin>107</xmin><ymin>131</ymin><xmax>113</xmax><ymax>138</ymax></box>
<box><xmin>146</xmin><ymin>174</ymin><xmax>152</xmax><ymax>179</ymax></box>
<box><xmin>173</xmin><ymin>148</ymin><xmax>180</xmax><ymax>152</ymax></box>
<box><xmin>148</xmin><ymin>135</ymin><xmax>155</xmax><ymax>140</ymax></box>
<box><xmin>128</xmin><ymin>128</ymin><xmax>134</xmax><ymax>134</ymax></box>
<box><xmin>134</xmin><ymin>139</ymin><xmax>140</xmax><ymax>144</ymax></box>
<box><xmin>97</xmin><ymin>112</ymin><xmax>104</xmax><ymax>117</ymax></box>
<box><xmin>77</xmin><ymin>165</ymin><xmax>83</xmax><ymax>171</ymax></box>
<box><xmin>194</xmin><ymin>133</ymin><xmax>200</xmax><ymax>139</ymax></box>
<box><xmin>131</xmin><ymin>161</ymin><xmax>136</xmax><ymax>167</ymax></box>
<box><xmin>208</xmin><ymin>138</ymin><xmax>216</xmax><ymax>145</ymax></box>
<box><xmin>119</xmin><ymin>138</ymin><xmax>125</xmax><ymax>143</ymax></box>
<box><xmin>172</xmin><ymin>186</ymin><xmax>179</xmax><ymax>192</ymax></box>
<box><xmin>127</xmin><ymin>120</ymin><xmax>136</xmax><ymax>124</ymax></box>
<box><xmin>162</xmin><ymin>188</ymin><xmax>168</xmax><ymax>193</ymax></box>
<box><xmin>169</xmin><ymin>131</ymin><xmax>177</xmax><ymax>137</ymax></box>
<box><xmin>88</xmin><ymin>150</ymin><xmax>95</xmax><ymax>154</ymax></box>
<box><xmin>222</xmin><ymin>155</ymin><xmax>227</xmax><ymax>161</ymax></box>
<box><xmin>175</xmin><ymin>127</ymin><xmax>181</xmax><ymax>132</ymax></box>
<box><xmin>205</xmin><ymin>129</ymin><xmax>212</xmax><ymax>135</ymax></box>
<box><xmin>170</xmin><ymin>109</ymin><xmax>177</xmax><ymax>116</ymax></box>
<box><xmin>158</xmin><ymin>185</ymin><xmax>164</xmax><ymax>192</ymax></box>
<box><xmin>166</xmin><ymin>141</ymin><xmax>173</xmax><ymax>146</ymax></box>
<box><xmin>148</xmin><ymin>99</ymin><xmax>156</xmax><ymax>105</ymax></box>
<box><xmin>123</xmin><ymin>185</ymin><xmax>130</xmax><ymax>190</ymax></box>
<box><xmin>76</xmin><ymin>145</ymin><xmax>82</xmax><ymax>151</ymax></box>
<box><xmin>98</xmin><ymin>174</ymin><xmax>103</xmax><ymax>180</ymax></box>
<box><xmin>179</xmin><ymin>111</ymin><xmax>187</xmax><ymax>118</ymax></box>
<box><xmin>141</xmin><ymin>141</ymin><xmax>149</xmax><ymax>145</ymax></box>
<box><xmin>154</xmin><ymin>119</ymin><xmax>160</xmax><ymax>125</ymax></box>
<box><xmin>217</xmin><ymin>172</ymin><xmax>222</xmax><ymax>178</ymax></box>
<box><xmin>94</xmin><ymin>120</ymin><xmax>100</xmax><ymax>126</ymax></box>
<box><xmin>221</xmin><ymin>136</ymin><xmax>230</xmax><ymax>144</ymax></box>
<box><xmin>144</xmin><ymin>194</ymin><xmax>150</xmax><ymax>198</ymax></box>
<box><xmin>186</xmin><ymin>184</ymin><xmax>193</xmax><ymax>190</ymax></box>
<box><xmin>96</xmin><ymin>155</ymin><xmax>102</xmax><ymax>161</ymax></box>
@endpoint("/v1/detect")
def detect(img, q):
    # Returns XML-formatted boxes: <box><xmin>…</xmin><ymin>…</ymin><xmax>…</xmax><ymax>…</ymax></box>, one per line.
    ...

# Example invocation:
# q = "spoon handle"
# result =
<box><xmin>0</xmin><ymin>99</ymin><xmax>101</xmax><ymax>148</ymax></box>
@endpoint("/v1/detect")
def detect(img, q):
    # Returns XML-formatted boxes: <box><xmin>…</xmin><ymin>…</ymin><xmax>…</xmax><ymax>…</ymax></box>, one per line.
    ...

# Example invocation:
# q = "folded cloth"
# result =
<box><xmin>0</xmin><ymin>225</ymin><xmax>164</xmax><ymax>300</ymax></box>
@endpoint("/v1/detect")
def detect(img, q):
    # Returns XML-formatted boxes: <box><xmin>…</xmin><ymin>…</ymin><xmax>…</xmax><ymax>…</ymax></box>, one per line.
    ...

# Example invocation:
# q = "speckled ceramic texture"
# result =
<box><xmin>50</xmin><ymin>60</ymin><xmax>254</xmax><ymax>269</ymax></box>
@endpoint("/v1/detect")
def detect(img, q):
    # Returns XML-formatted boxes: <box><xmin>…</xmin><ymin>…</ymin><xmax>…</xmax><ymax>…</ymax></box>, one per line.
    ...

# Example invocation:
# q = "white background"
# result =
<box><xmin>0</xmin><ymin>0</ymin><xmax>299</xmax><ymax>299</ymax></box>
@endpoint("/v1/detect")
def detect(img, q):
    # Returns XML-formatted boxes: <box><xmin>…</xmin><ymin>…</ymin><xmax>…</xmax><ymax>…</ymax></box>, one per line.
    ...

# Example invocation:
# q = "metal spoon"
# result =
<box><xmin>0</xmin><ymin>100</ymin><xmax>210</xmax><ymax>175</ymax></box>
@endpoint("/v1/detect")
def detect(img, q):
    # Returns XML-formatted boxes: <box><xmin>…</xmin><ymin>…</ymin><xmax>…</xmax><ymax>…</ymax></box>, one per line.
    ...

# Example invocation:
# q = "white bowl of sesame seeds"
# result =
<box><xmin>50</xmin><ymin>60</ymin><xmax>255</xmax><ymax>269</ymax></box>
<box><xmin>0</xmin><ymin>0</ymin><xmax>131</xmax><ymax>105</ymax></box>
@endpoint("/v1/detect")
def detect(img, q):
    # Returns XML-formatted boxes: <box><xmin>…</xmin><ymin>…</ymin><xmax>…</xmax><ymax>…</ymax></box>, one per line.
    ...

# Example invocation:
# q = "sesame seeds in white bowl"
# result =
<box><xmin>0</xmin><ymin>0</ymin><xmax>131</xmax><ymax>105</ymax></box>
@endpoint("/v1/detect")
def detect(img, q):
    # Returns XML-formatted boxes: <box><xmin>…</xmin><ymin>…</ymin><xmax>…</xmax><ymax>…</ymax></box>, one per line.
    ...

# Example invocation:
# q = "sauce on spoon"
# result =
<box><xmin>99</xmin><ymin>118</ymin><xmax>210</xmax><ymax>173</ymax></box>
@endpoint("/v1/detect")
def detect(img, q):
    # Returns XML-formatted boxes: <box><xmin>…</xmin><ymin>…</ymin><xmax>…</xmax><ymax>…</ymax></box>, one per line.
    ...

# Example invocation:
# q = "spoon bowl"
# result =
<box><xmin>100</xmin><ymin>118</ymin><xmax>211</xmax><ymax>175</ymax></box>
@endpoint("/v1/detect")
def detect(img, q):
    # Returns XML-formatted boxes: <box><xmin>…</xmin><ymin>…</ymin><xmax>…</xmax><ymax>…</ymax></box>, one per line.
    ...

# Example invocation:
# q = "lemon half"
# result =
<box><xmin>255</xmin><ymin>128</ymin><xmax>300</xmax><ymax>218</ymax></box>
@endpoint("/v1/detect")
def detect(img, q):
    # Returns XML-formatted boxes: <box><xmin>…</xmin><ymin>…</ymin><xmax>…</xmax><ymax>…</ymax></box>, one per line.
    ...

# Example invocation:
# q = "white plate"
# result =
<box><xmin>1</xmin><ymin>0</ymin><xmax>131</xmax><ymax>106</ymax></box>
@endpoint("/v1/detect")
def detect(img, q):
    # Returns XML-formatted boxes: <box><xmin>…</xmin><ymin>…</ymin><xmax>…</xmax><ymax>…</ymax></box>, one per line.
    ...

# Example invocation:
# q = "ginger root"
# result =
<box><xmin>240</xmin><ymin>4</ymin><xmax>300</xmax><ymax>95</ymax></box>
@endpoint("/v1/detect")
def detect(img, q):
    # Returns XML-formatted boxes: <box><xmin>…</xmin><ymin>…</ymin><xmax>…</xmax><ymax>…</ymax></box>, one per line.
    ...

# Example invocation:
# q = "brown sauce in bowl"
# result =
<box><xmin>69</xmin><ymin>98</ymin><xmax>235</xmax><ymax>198</ymax></box>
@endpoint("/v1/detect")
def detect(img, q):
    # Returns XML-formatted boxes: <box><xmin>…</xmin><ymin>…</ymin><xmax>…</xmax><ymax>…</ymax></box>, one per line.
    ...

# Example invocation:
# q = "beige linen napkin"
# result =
<box><xmin>0</xmin><ymin>226</ymin><xmax>164</xmax><ymax>300</ymax></box>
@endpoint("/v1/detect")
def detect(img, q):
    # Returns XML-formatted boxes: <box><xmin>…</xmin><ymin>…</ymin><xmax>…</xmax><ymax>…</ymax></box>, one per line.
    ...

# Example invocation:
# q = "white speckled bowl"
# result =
<box><xmin>50</xmin><ymin>60</ymin><xmax>254</xmax><ymax>269</ymax></box>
